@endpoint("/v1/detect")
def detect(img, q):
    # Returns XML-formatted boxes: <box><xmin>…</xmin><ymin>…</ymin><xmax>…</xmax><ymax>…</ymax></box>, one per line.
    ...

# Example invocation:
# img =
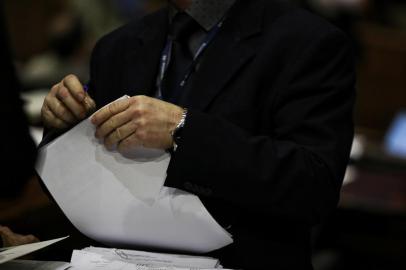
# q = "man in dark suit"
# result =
<box><xmin>41</xmin><ymin>0</ymin><xmax>355</xmax><ymax>268</ymax></box>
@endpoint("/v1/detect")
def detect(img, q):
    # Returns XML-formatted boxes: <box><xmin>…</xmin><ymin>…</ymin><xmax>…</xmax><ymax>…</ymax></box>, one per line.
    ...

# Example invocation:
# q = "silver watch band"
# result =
<box><xmin>171</xmin><ymin>108</ymin><xmax>188</xmax><ymax>152</ymax></box>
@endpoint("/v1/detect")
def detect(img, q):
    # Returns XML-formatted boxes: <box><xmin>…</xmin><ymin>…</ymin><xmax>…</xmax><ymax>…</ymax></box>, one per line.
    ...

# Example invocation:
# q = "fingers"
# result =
<box><xmin>62</xmin><ymin>75</ymin><xmax>96</xmax><ymax>113</ymax></box>
<box><xmin>0</xmin><ymin>226</ymin><xmax>39</xmax><ymax>247</ymax></box>
<box><xmin>42</xmin><ymin>85</ymin><xmax>70</xmax><ymax>129</ymax></box>
<box><xmin>91</xmin><ymin>98</ymin><xmax>131</xmax><ymax>126</ymax></box>
<box><xmin>61</xmin><ymin>75</ymin><xmax>96</xmax><ymax>117</ymax></box>
<box><xmin>95</xmin><ymin>110</ymin><xmax>133</xmax><ymax>139</ymax></box>
<box><xmin>93</xmin><ymin>97</ymin><xmax>140</xmax><ymax>150</ymax></box>
<box><xmin>0</xmin><ymin>225</ymin><xmax>12</xmax><ymax>235</ymax></box>
<box><xmin>104</xmin><ymin>120</ymin><xmax>138</xmax><ymax>150</ymax></box>
<box><xmin>63</xmin><ymin>74</ymin><xmax>86</xmax><ymax>103</ymax></box>
<box><xmin>118</xmin><ymin>135</ymin><xmax>142</xmax><ymax>154</ymax></box>
<box><xmin>24</xmin><ymin>234</ymin><xmax>40</xmax><ymax>243</ymax></box>
<box><xmin>93</xmin><ymin>95</ymin><xmax>184</xmax><ymax>151</ymax></box>
<box><xmin>56</xmin><ymin>84</ymin><xmax>87</xmax><ymax>120</ymax></box>
<box><xmin>44</xmin><ymin>88</ymin><xmax>76</xmax><ymax>123</ymax></box>
<box><xmin>41</xmin><ymin>103</ymin><xmax>69</xmax><ymax>129</ymax></box>
<box><xmin>41</xmin><ymin>75</ymin><xmax>97</xmax><ymax>129</ymax></box>
<box><xmin>83</xmin><ymin>94</ymin><xmax>96</xmax><ymax>113</ymax></box>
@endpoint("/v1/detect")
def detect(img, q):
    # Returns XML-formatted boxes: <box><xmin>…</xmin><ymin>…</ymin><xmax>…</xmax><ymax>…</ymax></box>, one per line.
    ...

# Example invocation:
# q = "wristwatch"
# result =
<box><xmin>171</xmin><ymin>108</ymin><xmax>188</xmax><ymax>152</ymax></box>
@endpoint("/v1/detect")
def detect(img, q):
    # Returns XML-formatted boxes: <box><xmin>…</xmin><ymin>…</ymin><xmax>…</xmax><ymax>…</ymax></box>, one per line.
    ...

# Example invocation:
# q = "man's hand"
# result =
<box><xmin>41</xmin><ymin>74</ymin><xmax>96</xmax><ymax>129</ymax></box>
<box><xmin>91</xmin><ymin>95</ymin><xmax>184</xmax><ymax>152</ymax></box>
<box><xmin>0</xmin><ymin>226</ymin><xmax>39</xmax><ymax>247</ymax></box>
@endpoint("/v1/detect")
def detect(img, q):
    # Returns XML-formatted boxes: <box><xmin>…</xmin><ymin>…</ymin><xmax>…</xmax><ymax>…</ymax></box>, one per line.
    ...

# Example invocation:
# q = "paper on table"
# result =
<box><xmin>70</xmin><ymin>250</ymin><xmax>231</xmax><ymax>270</ymax></box>
<box><xmin>0</xmin><ymin>260</ymin><xmax>70</xmax><ymax>270</ymax></box>
<box><xmin>71</xmin><ymin>250</ymin><xmax>181</xmax><ymax>270</ymax></box>
<box><xmin>0</xmin><ymin>237</ymin><xmax>69</xmax><ymax>264</ymax></box>
<box><xmin>36</xmin><ymin>97</ymin><xmax>233</xmax><ymax>253</ymax></box>
<box><xmin>82</xmin><ymin>246</ymin><xmax>220</xmax><ymax>268</ymax></box>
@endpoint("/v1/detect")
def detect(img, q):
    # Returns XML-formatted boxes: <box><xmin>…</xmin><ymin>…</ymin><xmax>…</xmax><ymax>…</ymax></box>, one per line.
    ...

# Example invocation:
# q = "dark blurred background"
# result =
<box><xmin>0</xmin><ymin>0</ymin><xmax>405</xmax><ymax>269</ymax></box>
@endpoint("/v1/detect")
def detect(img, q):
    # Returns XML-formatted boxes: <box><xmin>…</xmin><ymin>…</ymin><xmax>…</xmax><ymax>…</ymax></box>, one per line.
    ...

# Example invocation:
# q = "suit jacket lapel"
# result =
<box><xmin>182</xmin><ymin>0</ymin><xmax>265</xmax><ymax>111</ymax></box>
<box><xmin>121</xmin><ymin>8</ymin><xmax>169</xmax><ymax>97</ymax></box>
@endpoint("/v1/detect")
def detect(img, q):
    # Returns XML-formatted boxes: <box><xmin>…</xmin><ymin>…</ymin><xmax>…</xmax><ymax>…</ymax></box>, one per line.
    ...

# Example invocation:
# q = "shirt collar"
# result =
<box><xmin>170</xmin><ymin>0</ymin><xmax>236</xmax><ymax>31</ymax></box>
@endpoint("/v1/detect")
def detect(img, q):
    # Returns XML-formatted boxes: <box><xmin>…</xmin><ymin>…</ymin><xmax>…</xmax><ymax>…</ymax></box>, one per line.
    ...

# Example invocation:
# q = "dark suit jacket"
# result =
<box><xmin>87</xmin><ymin>0</ymin><xmax>355</xmax><ymax>268</ymax></box>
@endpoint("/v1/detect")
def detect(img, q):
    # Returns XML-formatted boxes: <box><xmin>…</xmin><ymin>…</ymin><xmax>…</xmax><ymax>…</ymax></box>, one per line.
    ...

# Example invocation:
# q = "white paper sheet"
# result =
<box><xmin>0</xmin><ymin>237</ymin><xmax>69</xmax><ymax>264</ymax></box>
<box><xmin>36</xmin><ymin>102</ymin><xmax>233</xmax><ymax>253</ymax></box>
<box><xmin>0</xmin><ymin>260</ymin><xmax>70</xmax><ymax>270</ymax></box>
<box><xmin>38</xmin><ymin>118</ymin><xmax>169</xmax><ymax>202</ymax></box>
<box><xmin>81</xmin><ymin>246</ymin><xmax>220</xmax><ymax>268</ymax></box>
<box><xmin>70</xmin><ymin>250</ymin><xmax>230</xmax><ymax>270</ymax></box>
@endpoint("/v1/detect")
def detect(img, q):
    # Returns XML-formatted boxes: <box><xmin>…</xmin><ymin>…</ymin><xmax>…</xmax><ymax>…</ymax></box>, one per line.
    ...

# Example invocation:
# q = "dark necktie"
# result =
<box><xmin>162</xmin><ymin>12</ymin><xmax>199</xmax><ymax>103</ymax></box>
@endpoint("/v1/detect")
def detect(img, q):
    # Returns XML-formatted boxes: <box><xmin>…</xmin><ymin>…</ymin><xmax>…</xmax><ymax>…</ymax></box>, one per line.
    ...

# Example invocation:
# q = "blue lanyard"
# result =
<box><xmin>156</xmin><ymin>19</ymin><xmax>225</xmax><ymax>101</ymax></box>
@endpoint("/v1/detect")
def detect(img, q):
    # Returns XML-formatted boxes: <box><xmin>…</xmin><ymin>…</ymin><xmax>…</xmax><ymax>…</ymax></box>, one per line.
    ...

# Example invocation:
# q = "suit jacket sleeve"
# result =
<box><xmin>165</xmin><ymin>28</ymin><xmax>356</xmax><ymax>225</ymax></box>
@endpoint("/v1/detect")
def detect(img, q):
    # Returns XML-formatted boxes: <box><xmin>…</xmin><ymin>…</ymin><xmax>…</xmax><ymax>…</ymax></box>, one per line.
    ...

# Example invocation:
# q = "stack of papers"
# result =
<box><xmin>0</xmin><ymin>239</ymin><xmax>231</xmax><ymax>270</ymax></box>
<box><xmin>70</xmin><ymin>246</ymin><xmax>229</xmax><ymax>270</ymax></box>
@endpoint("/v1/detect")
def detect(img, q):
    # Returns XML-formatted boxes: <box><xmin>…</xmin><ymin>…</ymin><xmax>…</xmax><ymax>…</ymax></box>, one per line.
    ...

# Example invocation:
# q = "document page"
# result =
<box><xmin>36</xmin><ymin>97</ymin><xmax>233</xmax><ymax>253</ymax></box>
<box><xmin>0</xmin><ymin>237</ymin><xmax>69</xmax><ymax>264</ymax></box>
<box><xmin>82</xmin><ymin>247</ymin><xmax>220</xmax><ymax>268</ymax></box>
<box><xmin>70</xmin><ymin>250</ymin><xmax>231</xmax><ymax>270</ymax></box>
<box><xmin>0</xmin><ymin>260</ymin><xmax>70</xmax><ymax>270</ymax></box>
